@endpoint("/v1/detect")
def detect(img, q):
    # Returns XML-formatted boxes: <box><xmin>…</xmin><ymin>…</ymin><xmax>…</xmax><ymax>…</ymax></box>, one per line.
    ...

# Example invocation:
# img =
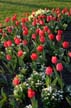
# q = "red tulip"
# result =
<box><xmin>5</xmin><ymin>17</ymin><xmax>10</xmax><ymax>23</ymax></box>
<box><xmin>14</xmin><ymin>37</ymin><xmax>21</xmax><ymax>45</ymax></box>
<box><xmin>56</xmin><ymin>34</ymin><xmax>62</xmax><ymax>42</ymax></box>
<box><xmin>39</xmin><ymin>20</ymin><xmax>44</xmax><ymax>25</ymax></box>
<box><xmin>56</xmin><ymin>63</ymin><xmax>63</xmax><ymax>72</ymax></box>
<box><xmin>37</xmin><ymin>45</ymin><xmax>44</xmax><ymax>52</ymax></box>
<box><xmin>57</xmin><ymin>30</ymin><xmax>63</xmax><ymax>35</ymax></box>
<box><xmin>4</xmin><ymin>41</ymin><xmax>8</xmax><ymax>48</ymax></box>
<box><xmin>43</xmin><ymin>26</ymin><xmax>49</xmax><ymax>32</ymax></box>
<box><xmin>7</xmin><ymin>27</ymin><xmax>12</xmax><ymax>33</ymax></box>
<box><xmin>47</xmin><ymin>15</ymin><xmax>53</xmax><ymax>22</ymax></box>
<box><xmin>39</xmin><ymin>36</ymin><xmax>45</xmax><ymax>43</ymax></box>
<box><xmin>39</xmin><ymin>30</ymin><xmax>44</xmax><ymax>37</ymax></box>
<box><xmin>13</xmin><ymin>76</ymin><xmax>20</xmax><ymax>86</ymax></box>
<box><xmin>28</xmin><ymin>88</ymin><xmax>35</xmax><ymax>98</ymax></box>
<box><xmin>68</xmin><ymin>52</ymin><xmax>71</xmax><ymax>57</ymax></box>
<box><xmin>22</xmin><ymin>40</ymin><xmax>28</xmax><ymax>45</ymax></box>
<box><xmin>0</xmin><ymin>29</ymin><xmax>2</xmax><ymax>33</ymax></box>
<box><xmin>17</xmin><ymin>50</ymin><xmax>23</xmax><ymax>57</ymax></box>
<box><xmin>32</xmin><ymin>34</ymin><xmax>36</xmax><ymax>40</ymax></box>
<box><xmin>47</xmin><ymin>29</ymin><xmax>51</xmax><ymax>34</ymax></box>
<box><xmin>23</xmin><ymin>28</ymin><xmax>28</xmax><ymax>36</ymax></box>
<box><xmin>15</xmin><ymin>21</ymin><xmax>20</xmax><ymax>26</ymax></box>
<box><xmin>7</xmin><ymin>40</ymin><xmax>12</xmax><ymax>47</ymax></box>
<box><xmin>45</xmin><ymin>66</ymin><xmax>53</xmax><ymax>75</ymax></box>
<box><xmin>62</xmin><ymin>41</ymin><xmax>69</xmax><ymax>48</ymax></box>
<box><xmin>36</xmin><ymin>28</ymin><xmax>40</xmax><ymax>34</ymax></box>
<box><xmin>6</xmin><ymin>54</ymin><xmax>12</xmax><ymax>61</ymax></box>
<box><xmin>51</xmin><ymin>56</ymin><xmax>58</xmax><ymax>64</ymax></box>
<box><xmin>12</xmin><ymin>14</ymin><xmax>17</xmax><ymax>21</ymax></box>
<box><xmin>30</xmin><ymin>53</ymin><xmax>38</xmax><ymax>61</ymax></box>
<box><xmin>32</xmin><ymin>21</ymin><xmax>36</xmax><ymax>26</ymax></box>
<box><xmin>48</xmin><ymin>34</ymin><xmax>55</xmax><ymax>40</ymax></box>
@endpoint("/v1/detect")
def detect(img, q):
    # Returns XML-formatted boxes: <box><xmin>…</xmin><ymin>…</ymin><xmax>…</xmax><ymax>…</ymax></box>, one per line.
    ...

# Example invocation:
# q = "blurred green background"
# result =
<box><xmin>0</xmin><ymin>0</ymin><xmax>71</xmax><ymax>22</ymax></box>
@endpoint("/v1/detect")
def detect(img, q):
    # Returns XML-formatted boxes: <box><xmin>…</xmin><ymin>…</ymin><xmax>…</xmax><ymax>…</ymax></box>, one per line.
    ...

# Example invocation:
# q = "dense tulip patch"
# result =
<box><xmin>0</xmin><ymin>8</ymin><xmax>71</xmax><ymax>108</ymax></box>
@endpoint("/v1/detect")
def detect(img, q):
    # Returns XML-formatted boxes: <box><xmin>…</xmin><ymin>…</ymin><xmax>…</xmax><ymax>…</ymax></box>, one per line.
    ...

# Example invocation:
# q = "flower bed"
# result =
<box><xmin>0</xmin><ymin>8</ymin><xmax>71</xmax><ymax>108</ymax></box>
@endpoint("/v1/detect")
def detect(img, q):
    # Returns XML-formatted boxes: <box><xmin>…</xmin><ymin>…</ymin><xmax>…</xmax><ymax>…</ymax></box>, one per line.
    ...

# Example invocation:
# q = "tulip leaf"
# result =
<box><xmin>0</xmin><ymin>88</ymin><xmax>7</xmax><ymax>108</ymax></box>
<box><xmin>66</xmin><ymin>97</ymin><xmax>71</xmax><ymax>106</ymax></box>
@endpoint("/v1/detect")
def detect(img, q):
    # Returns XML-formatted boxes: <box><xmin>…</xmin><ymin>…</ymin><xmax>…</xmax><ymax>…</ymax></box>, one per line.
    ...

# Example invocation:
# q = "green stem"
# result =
<box><xmin>31</xmin><ymin>97</ymin><xmax>38</xmax><ymax>108</ymax></box>
<box><xmin>32</xmin><ymin>61</ymin><xmax>36</xmax><ymax>71</ymax></box>
<box><xmin>53</xmin><ymin>67</ymin><xmax>64</xmax><ymax>89</ymax></box>
<box><xmin>46</xmin><ymin>76</ymin><xmax>51</xmax><ymax>87</ymax></box>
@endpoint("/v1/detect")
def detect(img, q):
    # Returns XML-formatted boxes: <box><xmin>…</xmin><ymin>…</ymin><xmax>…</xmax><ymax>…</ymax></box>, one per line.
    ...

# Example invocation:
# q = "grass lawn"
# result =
<box><xmin>0</xmin><ymin>0</ymin><xmax>71</xmax><ymax>22</ymax></box>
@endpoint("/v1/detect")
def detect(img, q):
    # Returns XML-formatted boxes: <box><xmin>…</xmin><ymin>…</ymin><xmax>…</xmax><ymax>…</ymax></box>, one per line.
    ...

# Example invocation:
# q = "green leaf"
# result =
<box><xmin>2</xmin><ymin>61</ymin><xmax>11</xmax><ymax>73</ymax></box>
<box><xmin>9</xmin><ymin>95</ymin><xmax>19</xmax><ymax>108</ymax></box>
<box><xmin>0</xmin><ymin>66</ymin><xmax>5</xmax><ymax>73</ymax></box>
<box><xmin>57</xmin><ymin>76</ymin><xmax>64</xmax><ymax>89</ymax></box>
<box><xmin>53</xmin><ymin>67</ymin><xmax>64</xmax><ymax>89</ymax></box>
<box><xmin>51</xmin><ymin>77</ymin><xmax>58</xmax><ymax>86</ymax></box>
<box><xmin>66</xmin><ymin>97</ymin><xmax>71</xmax><ymax>106</ymax></box>
<box><xmin>46</xmin><ymin>76</ymin><xmax>51</xmax><ymax>87</ymax></box>
<box><xmin>0</xmin><ymin>88</ymin><xmax>7</xmax><ymax>108</ymax></box>
<box><xmin>31</xmin><ymin>97</ymin><xmax>38</xmax><ymax>108</ymax></box>
<box><xmin>0</xmin><ymin>74</ymin><xmax>7</xmax><ymax>87</ymax></box>
<box><xmin>11</xmin><ymin>55</ymin><xmax>17</xmax><ymax>72</ymax></box>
